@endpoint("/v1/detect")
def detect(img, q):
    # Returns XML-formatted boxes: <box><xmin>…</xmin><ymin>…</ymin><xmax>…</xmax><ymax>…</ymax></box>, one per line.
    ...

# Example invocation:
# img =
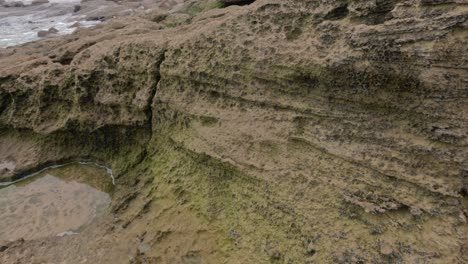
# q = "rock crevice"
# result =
<box><xmin>0</xmin><ymin>0</ymin><xmax>467</xmax><ymax>263</ymax></box>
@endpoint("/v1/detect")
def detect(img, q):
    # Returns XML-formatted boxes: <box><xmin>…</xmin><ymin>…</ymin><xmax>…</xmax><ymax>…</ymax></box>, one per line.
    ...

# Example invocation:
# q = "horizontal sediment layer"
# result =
<box><xmin>0</xmin><ymin>0</ymin><xmax>467</xmax><ymax>263</ymax></box>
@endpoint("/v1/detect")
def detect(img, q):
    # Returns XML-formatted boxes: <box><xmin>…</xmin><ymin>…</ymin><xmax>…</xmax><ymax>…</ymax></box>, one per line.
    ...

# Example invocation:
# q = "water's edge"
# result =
<box><xmin>0</xmin><ymin>160</ymin><xmax>115</xmax><ymax>186</ymax></box>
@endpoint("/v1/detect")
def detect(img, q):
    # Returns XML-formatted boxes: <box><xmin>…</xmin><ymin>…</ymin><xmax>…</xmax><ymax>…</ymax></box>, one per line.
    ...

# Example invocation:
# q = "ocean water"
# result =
<box><xmin>0</xmin><ymin>0</ymin><xmax>100</xmax><ymax>48</ymax></box>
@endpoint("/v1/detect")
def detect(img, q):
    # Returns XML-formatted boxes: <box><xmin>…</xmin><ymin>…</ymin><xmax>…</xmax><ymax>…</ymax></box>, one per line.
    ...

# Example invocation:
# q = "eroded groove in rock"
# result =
<box><xmin>0</xmin><ymin>0</ymin><xmax>467</xmax><ymax>263</ymax></box>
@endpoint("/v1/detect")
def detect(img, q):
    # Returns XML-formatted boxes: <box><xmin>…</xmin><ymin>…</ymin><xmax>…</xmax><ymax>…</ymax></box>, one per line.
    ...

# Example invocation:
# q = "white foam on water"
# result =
<box><xmin>0</xmin><ymin>2</ymin><xmax>99</xmax><ymax>48</ymax></box>
<box><xmin>56</xmin><ymin>230</ymin><xmax>80</xmax><ymax>237</ymax></box>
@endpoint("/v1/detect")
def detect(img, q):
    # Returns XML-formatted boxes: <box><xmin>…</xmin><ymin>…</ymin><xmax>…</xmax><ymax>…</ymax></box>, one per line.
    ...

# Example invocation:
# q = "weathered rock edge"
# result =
<box><xmin>0</xmin><ymin>0</ymin><xmax>467</xmax><ymax>263</ymax></box>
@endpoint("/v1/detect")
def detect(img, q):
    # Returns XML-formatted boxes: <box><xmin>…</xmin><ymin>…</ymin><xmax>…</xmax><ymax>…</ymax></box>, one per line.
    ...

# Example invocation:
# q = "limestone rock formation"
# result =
<box><xmin>37</xmin><ymin>27</ymin><xmax>59</xmax><ymax>37</ymax></box>
<box><xmin>0</xmin><ymin>0</ymin><xmax>467</xmax><ymax>263</ymax></box>
<box><xmin>3</xmin><ymin>1</ymin><xmax>25</xmax><ymax>7</ymax></box>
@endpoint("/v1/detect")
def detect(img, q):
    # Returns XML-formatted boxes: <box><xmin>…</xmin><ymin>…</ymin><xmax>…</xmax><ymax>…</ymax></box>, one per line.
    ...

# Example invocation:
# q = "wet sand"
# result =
<box><xmin>0</xmin><ymin>164</ymin><xmax>113</xmax><ymax>242</ymax></box>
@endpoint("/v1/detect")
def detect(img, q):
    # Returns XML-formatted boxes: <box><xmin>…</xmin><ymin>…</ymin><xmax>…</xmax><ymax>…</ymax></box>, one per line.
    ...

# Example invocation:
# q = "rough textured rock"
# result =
<box><xmin>37</xmin><ymin>27</ymin><xmax>59</xmax><ymax>38</ymax></box>
<box><xmin>0</xmin><ymin>0</ymin><xmax>467</xmax><ymax>263</ymax></box>
<box><xmin>3</xmin><ymin>1</ymin><xmax>25</xmax><ymax>7</ymax></box>
<box><xmin>31</xmin><ymin>0</ymin><xmax>50</xmax><ymax>5</ymax></box>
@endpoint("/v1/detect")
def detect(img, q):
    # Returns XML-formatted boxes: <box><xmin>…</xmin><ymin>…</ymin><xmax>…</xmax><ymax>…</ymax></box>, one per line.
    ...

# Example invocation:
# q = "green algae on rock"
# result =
<box><xmin>0</xmin><ymin>0</ymin><xmax>467</xmax><ymax>263</ymax></box>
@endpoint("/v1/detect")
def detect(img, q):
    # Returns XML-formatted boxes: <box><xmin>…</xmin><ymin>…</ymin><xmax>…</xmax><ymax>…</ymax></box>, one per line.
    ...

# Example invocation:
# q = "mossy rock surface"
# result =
<box><xmin>0</xmin><ymin>0</ymin><xmax>467</xmax><ymax>263</ymax></box>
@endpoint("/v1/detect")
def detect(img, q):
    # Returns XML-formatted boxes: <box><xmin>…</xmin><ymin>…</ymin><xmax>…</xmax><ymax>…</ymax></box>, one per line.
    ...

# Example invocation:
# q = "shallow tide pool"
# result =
<box><xmin>0</xmin><ymin>163</ymin><xmax>113</xmax><ymax>242</ymax></box>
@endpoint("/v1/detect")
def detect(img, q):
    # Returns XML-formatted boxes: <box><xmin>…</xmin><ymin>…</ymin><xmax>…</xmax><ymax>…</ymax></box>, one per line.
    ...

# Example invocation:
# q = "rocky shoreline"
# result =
<box><xmin>0</xmin><ymin>0</ymin><xmax>190</xmax><ymax>47</ymax></box>
<box><xmin>0</xmin><ymin>0</ymin><xmax>467</xmax><ymax>263</ymax></box>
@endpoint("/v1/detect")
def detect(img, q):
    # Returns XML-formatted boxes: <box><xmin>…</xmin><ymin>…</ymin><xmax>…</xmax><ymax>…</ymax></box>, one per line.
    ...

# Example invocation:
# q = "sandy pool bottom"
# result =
<box><xmin>0</xmin><ymin>164</ymin><xmax>113</xmax><ymax>242</ymax></box>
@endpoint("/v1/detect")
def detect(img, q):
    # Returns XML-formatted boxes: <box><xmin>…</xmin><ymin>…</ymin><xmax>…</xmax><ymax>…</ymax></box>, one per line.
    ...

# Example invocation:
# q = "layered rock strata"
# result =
<box><xmin>0</xmin><ymin>0</ymin><xmax>467</xmax><ymax>263</ymax></box>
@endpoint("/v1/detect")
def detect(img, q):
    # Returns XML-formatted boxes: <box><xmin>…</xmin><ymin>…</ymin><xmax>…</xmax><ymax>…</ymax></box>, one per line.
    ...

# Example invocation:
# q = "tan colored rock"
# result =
<box><xmin>69</xmin><ymin>22</ymin><xmax>81</xmax><ymax>28</ymax></box>
<box><xmin>379</xmin><ymin>240</ymin><xmax>395</xmax><ymax>256</ymax></box>
<box><xmin>0</xmin><ymin>0</ymin><xmax>467</xmax><ymax>263</ymax></box>
<box><xmin>37</xmin><ymin>27</ymin><xmax>59</xmax><ymax>37</ymax></box>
